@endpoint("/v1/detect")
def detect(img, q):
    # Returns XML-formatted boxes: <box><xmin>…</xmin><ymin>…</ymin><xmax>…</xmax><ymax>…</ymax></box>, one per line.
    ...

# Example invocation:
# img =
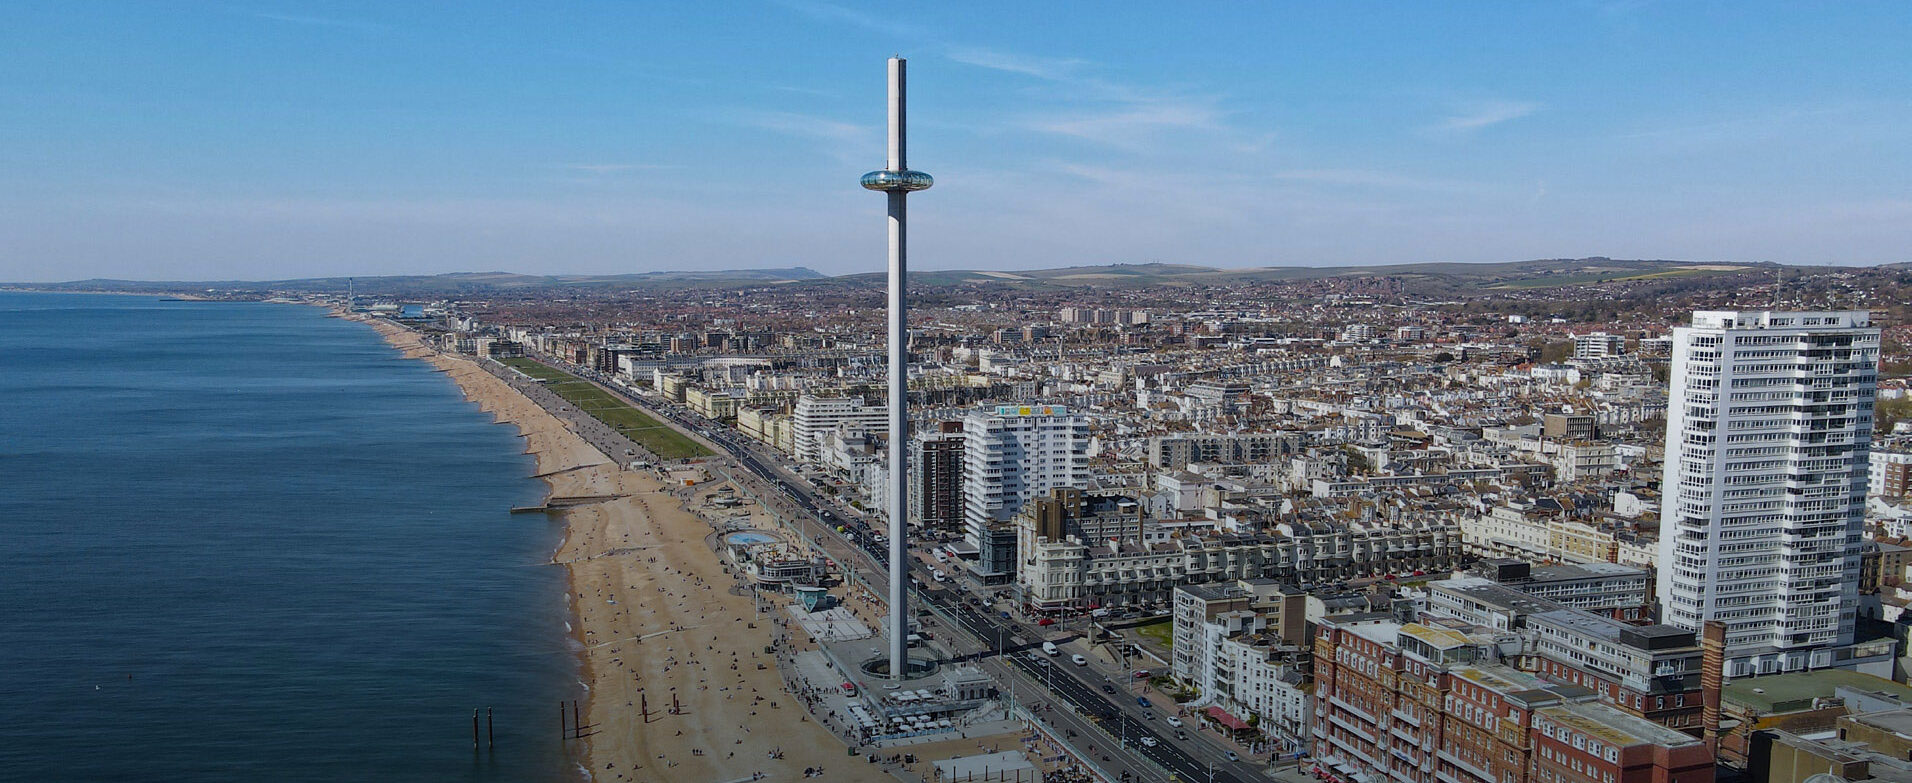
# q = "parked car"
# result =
<box><xmin>1132</xmin><ymin>669</ymin><xmax>1152</xmax><ymax>679</ymax></box>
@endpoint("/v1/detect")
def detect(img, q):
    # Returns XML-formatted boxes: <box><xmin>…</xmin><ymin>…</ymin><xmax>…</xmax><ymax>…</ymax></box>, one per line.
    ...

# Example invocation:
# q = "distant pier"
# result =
<box><xmin>509</xmin><ymin>494</ymin><xmax>625</xmax><ymax>514</ymax></box>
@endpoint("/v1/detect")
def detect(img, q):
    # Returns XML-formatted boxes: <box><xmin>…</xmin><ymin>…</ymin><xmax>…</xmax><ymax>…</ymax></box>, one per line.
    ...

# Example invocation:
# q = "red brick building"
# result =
<box><xmin>1312</xmin><ymin>616</ymin><xmax>1713</xmax><ymax>783</ymax></box>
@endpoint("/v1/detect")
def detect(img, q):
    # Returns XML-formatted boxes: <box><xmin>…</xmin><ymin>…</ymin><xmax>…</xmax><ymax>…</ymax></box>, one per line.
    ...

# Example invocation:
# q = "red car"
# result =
<box><xmin>1037</xmin><ymin>618</ymin><xmax>1056</xmax><ymax>627</ymax></box>
<box><xmin>1132</xmin><ymin>669</ymin><xmax>1152</xmax><ymax>679</ymax></box>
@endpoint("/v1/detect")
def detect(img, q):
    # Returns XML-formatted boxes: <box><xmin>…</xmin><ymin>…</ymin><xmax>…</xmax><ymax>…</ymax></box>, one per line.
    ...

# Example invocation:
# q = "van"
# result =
<box><xmin>1071</xmin><ymin>654</ymin><xmax>1087</xmax><ymax>666</ymax></box>
<box><xmin>1042</xmin><ymin>641</ymin><xmax>1059</xmax><ymax>656</ymax></box>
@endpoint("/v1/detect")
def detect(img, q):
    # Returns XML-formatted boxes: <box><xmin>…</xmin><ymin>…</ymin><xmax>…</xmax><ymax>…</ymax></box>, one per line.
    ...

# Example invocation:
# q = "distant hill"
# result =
<box><xmin>9</xmin><ymin>258</ymin><xmax>1777</xmax><ymax>296</ymax></box>
<box><xmin>836</xmin><ymin>258</ymin><xmax>1768</xmax><ymax>291</ymax></box>
<box><xmin>18</xmin><ymin>267</ymin><xmax>829</xmax><ymax>295</ymax></box>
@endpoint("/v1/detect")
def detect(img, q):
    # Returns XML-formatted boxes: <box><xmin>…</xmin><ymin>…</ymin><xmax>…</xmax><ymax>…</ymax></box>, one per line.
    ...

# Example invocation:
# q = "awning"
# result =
<box><xmin>1205</xmin><ymin>706</ymin><xmax>1253</xmax><ymax>731</ymax></box>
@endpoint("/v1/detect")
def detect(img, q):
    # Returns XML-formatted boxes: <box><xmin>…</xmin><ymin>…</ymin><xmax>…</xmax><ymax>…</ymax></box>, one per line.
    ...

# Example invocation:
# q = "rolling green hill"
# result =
<box><xmin>11</xmin><ymin>258</ymin><xmax>1779</xmax><ymax>297</ymax></box>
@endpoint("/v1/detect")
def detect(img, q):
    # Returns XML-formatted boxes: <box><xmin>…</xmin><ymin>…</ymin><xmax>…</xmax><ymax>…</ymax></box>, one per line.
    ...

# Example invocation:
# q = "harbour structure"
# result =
<box><xmin>1658</xmin><ymin>310</ymin><xmax>1880</xmax><ymax>675</ymax></box>
<box><xmin>862</xmin><ymin>56</ymin><xmax>932</xmax><ymax>679</ymax></box>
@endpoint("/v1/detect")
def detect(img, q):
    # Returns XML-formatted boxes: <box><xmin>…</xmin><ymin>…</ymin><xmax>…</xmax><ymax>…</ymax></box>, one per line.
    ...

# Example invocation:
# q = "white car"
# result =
<box><xmin>1165</xmin><ymin>716</ymin><xmax>1183</xmax><ymax>728</ymax></box>
<box><xmin>1138</xmin><ymin>736</ymin><xmax>1158</xmax><ymax>748</ymax></box>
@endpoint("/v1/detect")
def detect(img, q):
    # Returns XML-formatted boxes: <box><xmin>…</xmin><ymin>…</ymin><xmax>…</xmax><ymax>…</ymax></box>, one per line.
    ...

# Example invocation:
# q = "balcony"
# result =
<box><xmin>1390</xmin><ymin>723</ymin><xmax>1419</xmax><ymax>744</ymax></box>
<box><xmin>1330</xmin><ymin>695</ymin><xmax>1380</xmax><ymax>724</ymax></box>
<box><xmin>1330</xmin><ymin>712</ymin><xmax>1380</xmax><ymax>745</ymax></box>
<box><xmin>1435</xmin><ymin>751</ymin><xmax>1495</xmax><ymax>783</ymax></box>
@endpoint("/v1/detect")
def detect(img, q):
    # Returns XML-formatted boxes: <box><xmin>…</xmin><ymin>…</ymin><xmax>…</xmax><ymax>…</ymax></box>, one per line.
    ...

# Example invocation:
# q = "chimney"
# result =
<box><xmin>1701</xmin><ymin>620</ymin><xmax>1726</xmax><ymax>755</ymax></box>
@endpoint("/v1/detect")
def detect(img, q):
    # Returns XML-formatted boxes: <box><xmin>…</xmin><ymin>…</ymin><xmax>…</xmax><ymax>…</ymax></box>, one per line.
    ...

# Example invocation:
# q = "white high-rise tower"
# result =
<box><xmin>1658</xmin><ymin>310</ymin><xmax>1879</xmax><ymax>676</ymax></box>
<box><xmin>862</xmin><ymin>57</ymin><xmax>931</xmax><ymax>680</ymax></box>
<box><xmin>962</xmin><ymin>405</ymin><xmax>1090</xmax><ymax>583</ymax></box>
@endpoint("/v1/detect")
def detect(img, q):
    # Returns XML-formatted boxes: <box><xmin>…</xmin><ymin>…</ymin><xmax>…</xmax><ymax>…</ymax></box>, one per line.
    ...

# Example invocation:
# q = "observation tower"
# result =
<box><xmin>861</xmin><ymin>57</ymin><xmax>931</xmax><ymax>681</ymax></box>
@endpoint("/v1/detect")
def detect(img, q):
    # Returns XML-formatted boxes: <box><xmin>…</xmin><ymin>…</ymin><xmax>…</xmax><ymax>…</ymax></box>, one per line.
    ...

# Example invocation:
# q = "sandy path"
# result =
<box><xmin>353</xmin><ymin>316</ymin><xmax>881</xmax><ymax>782</ymax></box>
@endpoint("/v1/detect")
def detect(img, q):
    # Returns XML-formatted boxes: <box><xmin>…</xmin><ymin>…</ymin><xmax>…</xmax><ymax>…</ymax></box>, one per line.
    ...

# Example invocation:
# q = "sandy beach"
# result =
<box><xmin>349</xmin><ymin>317</ymin><xmax>886</xmax><ymax>782</ymax></box>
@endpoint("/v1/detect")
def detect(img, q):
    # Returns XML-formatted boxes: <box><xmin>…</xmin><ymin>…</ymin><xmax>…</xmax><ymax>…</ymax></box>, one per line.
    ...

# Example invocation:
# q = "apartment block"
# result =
<box><xmin>1659</xmin><ymin>310</ymin><xmax>1879</xmax><ymax>674</ymax></box>
<box><xmin>911</xmin><ymin>421</ymin><xmax>967</xmax><ymax>534</ymax></box>
<box><xmin>793</xmin><ymin>394</ymin><xmax>888</xmax><ymax>464</ymax></box>
<box><xmin>962</xmin><ymin>405</ymin><xmax>1089</xmax><ymax>581</ymax></box>
<box><xmin>1574</xmin><ymin>332</ymin><xmax>1627</xmax><ymax>360</ymax></box>
<box><xmin>1872</xmin><ymin>449</ymin><xmax>1912</xmax><ymax>499</ymax></box>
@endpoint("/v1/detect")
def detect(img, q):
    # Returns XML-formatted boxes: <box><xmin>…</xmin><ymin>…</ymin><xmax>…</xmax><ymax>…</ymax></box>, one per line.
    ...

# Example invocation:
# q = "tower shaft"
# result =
<box><xmin>884</xmin><ymin>57</ymin><xmax>910</xmax><ymax>682</ymax></box>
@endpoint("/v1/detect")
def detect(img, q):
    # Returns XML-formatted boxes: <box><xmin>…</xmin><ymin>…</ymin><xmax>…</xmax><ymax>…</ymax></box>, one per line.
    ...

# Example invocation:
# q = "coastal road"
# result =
<box><xmin>938</xmin><ymin>600</ymin><xmax>1252</xmax><ymax>783</ymax></box>
<box><xmin>520</xmin><ymin>354</ymin><xmax>1257</xmax><ymax>782</ymax></box>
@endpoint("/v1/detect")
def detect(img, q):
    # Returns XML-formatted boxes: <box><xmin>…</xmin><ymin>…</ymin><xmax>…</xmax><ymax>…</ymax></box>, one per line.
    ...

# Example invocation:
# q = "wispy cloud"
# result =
<box><xmin>767</xmin><ymin>0</ymin><xmax>922</xmax><ymax>38</ymax></box>
<box><xmin>770</xmin><ymin>84</ymin><xmax>838</xmax><ymax>98</ymax></box>
<box><xmin>1028</xmin><ymin>98</ymin><xmax>1226</xmax><ymax>150</ymax></box>
<box><xmin>1615</xmin><ymin>105</ymin><xmax>1852</xmax><ymax>145</ymax></box>
<box><xmin>561</xmin><ymin>164</ymin><xmax>679</xmax><ymax>174</ymax></box>
<box><xmin>737</xmin><ymin>110</ymin><xmax>871</xmax><ymax>163</ymax></box>
<box><xmin>946</xmin><ymin>47</ymin><xmax>1089</xmax><ymax>81</ymax></box>
<box><xmin>741</xmin><ymin>111</ymin><xmax>869</xmax><ymax>144</ymax></box>
<box><xmin>1272</xmin><ymin>169</ymin><xmax>1486</xmax><ymax>194</ymax></box>
<box><xmin>247</xmin><ymin>11</ymin><xmax>386</xmax><ymax>33</ymax></box>
<box><xmin>1432</xmin><ymin>100</ymin><xmax>1540</xmax><ymax>132</ymax></box>
<box><xmin>945</xmin><ymin>46</ymin><xmax>1232</xmax><ymax>150</ymax></box>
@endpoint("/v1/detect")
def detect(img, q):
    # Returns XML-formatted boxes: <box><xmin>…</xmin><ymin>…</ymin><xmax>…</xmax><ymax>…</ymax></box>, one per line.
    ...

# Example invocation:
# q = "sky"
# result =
<box><xmin>2</xmin><ymin>2</ymin><xmax>1910</xmax><ymax>282</ymax></box>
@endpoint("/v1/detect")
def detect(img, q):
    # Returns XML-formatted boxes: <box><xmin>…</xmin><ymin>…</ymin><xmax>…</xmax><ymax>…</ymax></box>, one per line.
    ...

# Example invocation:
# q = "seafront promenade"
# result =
<box><xmin>349</xmin><ymin>315</ymin><xmax>890</xmax><ymax>782</ymax></box>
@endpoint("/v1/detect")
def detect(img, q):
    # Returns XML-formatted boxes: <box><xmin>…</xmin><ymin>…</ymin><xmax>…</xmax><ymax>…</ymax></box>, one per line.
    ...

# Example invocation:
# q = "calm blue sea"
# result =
<box><xmin>0</xmin><ymin>292</ymin><xmax>582</xmax><ymax>781</ymax></box>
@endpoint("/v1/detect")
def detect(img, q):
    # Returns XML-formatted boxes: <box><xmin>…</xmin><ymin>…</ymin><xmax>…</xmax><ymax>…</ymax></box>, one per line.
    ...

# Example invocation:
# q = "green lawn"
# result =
<box><xmin>1133</xmin><ymin>617</ymin><xmax>1174</xmax><ymax>650</ymax></box>
<box><xmin>499</xmin><ymin>357</ymin><xmax>712</xmax><ymax>460</ymax></box>
<box><xmin>1483</xmin><ymin>267</ymin><xmax>1718</xmax><ymax>290</ymax></box>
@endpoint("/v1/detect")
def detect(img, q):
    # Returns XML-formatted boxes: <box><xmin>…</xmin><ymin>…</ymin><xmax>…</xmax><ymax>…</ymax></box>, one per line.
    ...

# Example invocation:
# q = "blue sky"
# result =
<box><xmin>3</xmin><ymin>1</ymin><xmax>1909</xmax><ymax>281</ymax></box>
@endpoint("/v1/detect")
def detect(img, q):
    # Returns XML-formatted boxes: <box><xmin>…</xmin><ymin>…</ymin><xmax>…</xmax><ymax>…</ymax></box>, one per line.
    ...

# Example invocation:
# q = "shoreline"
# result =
<box><xmin>343</xmin><ymin>312</ymin><xmax>876</xmax><ymax>782</ymax></box>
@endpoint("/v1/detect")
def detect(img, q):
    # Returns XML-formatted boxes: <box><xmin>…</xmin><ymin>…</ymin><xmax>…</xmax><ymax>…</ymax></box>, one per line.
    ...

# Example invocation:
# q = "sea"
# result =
<box><xmin>0</xmin><ymin>292</ymin><xmax>583</xmax><ymax>781</ymax></box>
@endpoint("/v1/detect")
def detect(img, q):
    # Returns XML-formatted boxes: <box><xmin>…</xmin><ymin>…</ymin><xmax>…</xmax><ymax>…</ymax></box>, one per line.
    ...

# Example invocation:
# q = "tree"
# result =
<box><xmin>1880</xmin><ymin>398</ymin><xmax>1912</xmax><ymax>437</ymax></box>
<box><xmin>1538</xmin><ymin>340</ymin><xmax>1573</xmax><ymax>364</ymax></box>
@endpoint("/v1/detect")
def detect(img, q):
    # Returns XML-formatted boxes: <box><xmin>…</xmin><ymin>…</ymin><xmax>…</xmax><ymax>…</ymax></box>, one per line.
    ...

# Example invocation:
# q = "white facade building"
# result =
<box><xmin>1658</xmin><ymin>310</ymin><xmax>1879</xmax><ymax>675</ymax></box>
<box><xmin>1574</xmin><ymin>331</ymin><xmax>1627</xmax><ymax>360</ymax></box>
<box><xmin>1871</xmin><ymin>449</ymin><xmax>1912</xmax><ymax>499</ymax></box>
<box><xmin>792</xmin><ymin>395</ymin><xmax>887</xmax><ymax>464</ymax></box>
<box><xmin>961</xmin><ymin>405</ymin><xmax>1090</xmax><ymax>557</ymax></box>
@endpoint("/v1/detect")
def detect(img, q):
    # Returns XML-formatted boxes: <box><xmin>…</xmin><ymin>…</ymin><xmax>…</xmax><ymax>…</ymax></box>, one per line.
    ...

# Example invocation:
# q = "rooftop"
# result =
<box><xmin>1339</xmin><ymin>619</ymin><xmax>1405</xmax><ymax>646</ymax></box>
<box><xmin>1529</xmin><ymin>609</ymin><xmax>1696</xmax><ymax>650</ymax></box>
<box><xmin>1541</xmin><ymin>700</ymin><xmax>1704</xmax><ymax>748</ymax></box>
<box><xmin>1401</xmin><ymin>622</ymin><xmax>1475</xmax><ymax>650</ymax></box>
<box><xmin>1724</xmin><ymin>670</ymin><xmax>1912</xmax><ymax>714</ymax></box>
<box><xmin>1853</xmin><ymin>708</ymin><xmax>1912</xmax><ymax>741</ymax></box>
<box><xmin>1431</xmin><ymin>577</ymin><xmax>1570</xmax><ymax>614</ymax></box>
<box><xmin>1454</xmin><ymin>664</ymin><xmax>1590</xmax><ymax>707</ymax></box>
<box><xmin>1526</xmin><ymin>562</ymin><xmax>1648</xmax><ymax>582</ymax></box>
